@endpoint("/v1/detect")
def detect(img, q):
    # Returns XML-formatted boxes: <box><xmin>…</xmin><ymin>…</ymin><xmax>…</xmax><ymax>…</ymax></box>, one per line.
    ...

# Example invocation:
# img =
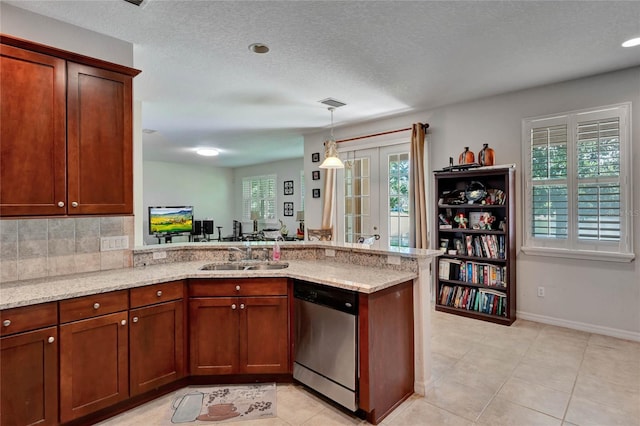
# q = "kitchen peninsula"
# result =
<box><xmin>0</xmin><ymin>242</ymin><xmax>440</xmax><ymax>425</ymax></box>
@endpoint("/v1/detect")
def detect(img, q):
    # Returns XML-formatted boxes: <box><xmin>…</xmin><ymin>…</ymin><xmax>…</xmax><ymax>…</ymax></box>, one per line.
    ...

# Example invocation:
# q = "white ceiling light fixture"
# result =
<box><xmin>622</xmin><ymin>37</ymin><xmax>640</xmax><ymax>47</ymax></box>
<box><xmin>319</xmin><ymin>107</ymin><xmax>344</xmax><ymax>169</ymax></box>
<box><xmin>196</xmin><ymin>148</ymin><xmax>219</xmax><ymax>157</ymax></box>
<box><xmin>248</xmin><ymin>43</ymin><xmax>270</xmax><ymax>54</ymax></box>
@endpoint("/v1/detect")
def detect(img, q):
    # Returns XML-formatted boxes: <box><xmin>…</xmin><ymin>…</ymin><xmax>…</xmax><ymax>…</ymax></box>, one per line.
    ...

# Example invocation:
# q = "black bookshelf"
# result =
<box><xmin>434</xmin><ymin>167</ymin><xmax>516</xmax><ymax>325</ymax></box>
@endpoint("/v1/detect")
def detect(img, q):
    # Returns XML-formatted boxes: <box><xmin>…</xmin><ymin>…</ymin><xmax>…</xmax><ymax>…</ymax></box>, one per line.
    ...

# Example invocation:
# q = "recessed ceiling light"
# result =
<box><xmin>248</xmin><ymin>43</ymin><xmax>270</xmax><ymax>54</ymax></box>
<box><xmin>622</xmin><ymin>37</ymin><xmax>640</xmax><ymax>47</ymax></box>
<box><xmin>196</xmin><ymin>149</ymin><xmax>219</xmax><ymax>157</ymax></box>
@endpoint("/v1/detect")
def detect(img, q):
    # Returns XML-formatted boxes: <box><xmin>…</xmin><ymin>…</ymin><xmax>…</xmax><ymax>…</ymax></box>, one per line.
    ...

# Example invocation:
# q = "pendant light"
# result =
<box><xmin>319</xmin><ymin>107</ymin><xmax>344</xmax><ymax>169</ymax></box>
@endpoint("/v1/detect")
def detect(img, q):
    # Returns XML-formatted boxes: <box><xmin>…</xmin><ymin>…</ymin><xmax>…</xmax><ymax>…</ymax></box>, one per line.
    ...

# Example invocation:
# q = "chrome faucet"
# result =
<box><xmin>228</xmin><ymin>244</ymin><xmax>252</xmax><ymax>261</ymax></box>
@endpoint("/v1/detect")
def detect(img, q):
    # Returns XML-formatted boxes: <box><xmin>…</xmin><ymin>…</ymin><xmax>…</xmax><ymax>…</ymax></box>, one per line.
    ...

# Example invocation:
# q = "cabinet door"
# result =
<box><xmin>0</xmin><ymin>327</ymin><xmax>58</xmax><ymax>426</ymax></box>
<box><xmin>240</xmin><ymin>296</ymin><xmax>289</xmax><ymax>374</ymax></box>
<box><xmin>189</xmin><ymin>298</ymin><xmax>239</xmax><ymax>375</ymax></box>
<box><xmin>0</xmin><ymin>44</ymin><xmax>66</xmax><ymax>216</ymax></box>
<box><xmin>129</xmin><ymin>300</ymin><xmax>185</xmax><ymax>396</ymax></box>
<box><xmin>67</xmin><ymin>62</ymin><xmax>133</xmax><ymax>215</ymax></box>
<box><xmin>59</xmin><ymin>311</ymin><xmax>128</xmax><ymax>423</ymax></box>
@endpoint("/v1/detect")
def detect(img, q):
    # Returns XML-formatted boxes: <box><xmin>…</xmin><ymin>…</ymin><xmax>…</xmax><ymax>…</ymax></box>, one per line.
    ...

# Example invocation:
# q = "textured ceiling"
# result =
<box><xmin>6</xmin><ymin>0</ymin><xmax>640</xmax><ymax>167</ymax></box>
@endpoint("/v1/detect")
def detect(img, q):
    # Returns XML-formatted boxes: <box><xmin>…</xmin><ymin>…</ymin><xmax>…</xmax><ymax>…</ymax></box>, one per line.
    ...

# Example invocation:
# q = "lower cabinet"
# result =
<box><xmin>59</xmin><ymin>292</ymin><xmax>129</xmax><ymax>423</ymax></box>
<box><xmin>189</xmin><ymin>278</ymin><xmax>289</xmax><ymax>376</ymax></box>
<box><xmin>1</xmin><ymin>327</ymin><xmax>58</xmax><ymax>426</ymax></box>
<box><xmin>129</xmin><ymin>280</ymin><xmax>186</xmax><ymax>396</ymax></box>
<box><xmin>0</xmin><ymin>302</ymin><xmax>58</xmax><ymax>426</ymax></box>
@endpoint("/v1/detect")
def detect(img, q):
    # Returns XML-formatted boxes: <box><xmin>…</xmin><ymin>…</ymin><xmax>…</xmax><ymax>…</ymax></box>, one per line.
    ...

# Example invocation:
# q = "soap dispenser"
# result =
<box><xmin>272</xmin><ymin>237</ymin><xmax>281</xmax><ymax>261</ymax></box>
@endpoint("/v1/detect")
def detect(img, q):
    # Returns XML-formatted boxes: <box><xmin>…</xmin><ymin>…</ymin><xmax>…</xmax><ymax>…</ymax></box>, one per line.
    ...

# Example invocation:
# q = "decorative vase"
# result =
<box><xmin>478</xmin><ymin>143</ymin><xmax>495</xmax><ymax>166</ymax></box>
<box><xmin>458</xmin><ymin>147</ymin><xmax>475</xmax><ymax>165</ymax></box>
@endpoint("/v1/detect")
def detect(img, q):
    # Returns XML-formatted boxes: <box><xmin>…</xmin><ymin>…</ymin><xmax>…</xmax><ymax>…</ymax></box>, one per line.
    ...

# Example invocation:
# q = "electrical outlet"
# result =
<box><xmin>387</xmin><ymin>255</ymin><xmax>401</xmax><ymax>265</ymax></box>
<box><xmin>152</xmin><ymin>251</ymin><xmax>167</xmax><ymax>260</ymax></box>
<box><xmin>537</xmin><ymin>286</ymin><xmax>545</xmax><ymax>297</ymax></box>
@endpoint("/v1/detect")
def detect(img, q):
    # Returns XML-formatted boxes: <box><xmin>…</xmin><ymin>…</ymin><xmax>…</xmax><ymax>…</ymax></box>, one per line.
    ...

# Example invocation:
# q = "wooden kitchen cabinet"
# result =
<box><xmin>129</xmin><ymin>281</ymin><xmax>186</xmax><ymax>396</ymax></box>
<box><xmin>189</xmin><ymin>278</ymin><xmax>289</xmax><ymax>376</ymax></box>
<box><xmin>0</xmin><ymin>43</ymin><xmax>66</xmax><ymax>216</ymax></box>
<box><xmin>59</xmin><ymin>291</ymin><xmax>129</xmax><ymax>423</ymax></box>
<box><xmin>0</xmin><ymin>35</ymin><xmax>140</xmax><ymax>217</ymax></box>
<box><xmin>358</xmin><ymin>280</ymin><xmax>414</xmax><ymax>425</ymax></box>
<box><xmin>0</xmin><ymin>303</ymin><xmax>58</xmax><ymax>426</ymax></box>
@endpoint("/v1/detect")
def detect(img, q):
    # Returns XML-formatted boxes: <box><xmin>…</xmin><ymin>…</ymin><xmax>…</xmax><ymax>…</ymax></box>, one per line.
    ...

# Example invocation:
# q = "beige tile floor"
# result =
<box><xmin>97</xmin><ymin>310</ymin><xmax>640</xmax><ymax>426</ymax></box>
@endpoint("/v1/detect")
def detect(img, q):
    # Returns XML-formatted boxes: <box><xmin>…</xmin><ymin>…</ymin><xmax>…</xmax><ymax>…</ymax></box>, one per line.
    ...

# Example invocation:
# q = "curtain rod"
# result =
<box><xmin>336</xmin><ymin>122</ymin><xmax>429</xmax><ymax>144</ymax></box>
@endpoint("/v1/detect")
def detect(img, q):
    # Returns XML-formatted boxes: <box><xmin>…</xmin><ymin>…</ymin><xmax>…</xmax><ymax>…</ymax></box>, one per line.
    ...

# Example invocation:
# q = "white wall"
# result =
<box><xmin>0</xmin><ymin>3</ymin><xmax>133</xmax><ymax>67</ymax></box>
<box><xmin>233</xmin><ymin>158</ymin><xmax>305</xmax><ymax>237</ymax></box>
<box><xmin>305</xmin><ymin>67</ymin><xmax>640</xmax><ymax>339</ymax></box>
<box><xmin>142</xmin><ymin>161</ymin><xmax>234</xmax><ymax>245</ymax></box>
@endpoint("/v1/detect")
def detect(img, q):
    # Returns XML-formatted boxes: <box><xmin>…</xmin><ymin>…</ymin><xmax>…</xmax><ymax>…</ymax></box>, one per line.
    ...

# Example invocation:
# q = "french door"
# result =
<box><xmin>336</xmin><ymin>144</ymin><xmax>410</xmax><ymax>248</ymax></box>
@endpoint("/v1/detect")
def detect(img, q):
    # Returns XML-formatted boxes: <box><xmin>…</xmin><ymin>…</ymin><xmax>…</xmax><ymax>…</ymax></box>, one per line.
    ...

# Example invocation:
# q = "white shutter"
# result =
<box><xmin>242</xmin><ymin>175</ymin><xmax>276</xmax><ymax>220</ymax></box>
<box><xmin>576</xmin><ymin>117</ymin><xmax>621</xmax><ymax>241</ymax></box>
<box><xmin>530</xmin><ymin>124</ymin><xmax>568</xmax><ymax>239</ymax></box>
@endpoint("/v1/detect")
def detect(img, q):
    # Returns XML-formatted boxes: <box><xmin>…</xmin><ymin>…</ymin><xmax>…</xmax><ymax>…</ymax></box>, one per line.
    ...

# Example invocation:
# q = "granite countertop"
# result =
<box><xmin>0</xmin><ymin>260</ymin><xmax>418</xmax><ymax>310</ymax></box>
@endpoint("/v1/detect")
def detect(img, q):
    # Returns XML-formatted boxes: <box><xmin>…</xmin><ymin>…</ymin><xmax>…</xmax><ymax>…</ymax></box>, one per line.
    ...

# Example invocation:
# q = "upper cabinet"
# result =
<box><xmin>0</xmin><ymin>35</ymin><xmax>140</xmax><ymax>217</ymax></box>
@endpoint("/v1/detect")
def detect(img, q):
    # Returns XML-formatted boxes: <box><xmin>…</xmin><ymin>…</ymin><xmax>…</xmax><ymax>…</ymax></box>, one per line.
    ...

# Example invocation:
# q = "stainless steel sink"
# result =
<box><xmin>199</xmin><ymin>262</ymin><xmax>288</xmax><ymax>271</ymax></box>
<box><xmin>247</xmin><ymin>263</ymin><xmax>289</xmax><ymax>270</ymax></box>
<box><xmin>200</xmin><ymin>264</ymin><xmax>248</xmax><ymax>271</ymax></box>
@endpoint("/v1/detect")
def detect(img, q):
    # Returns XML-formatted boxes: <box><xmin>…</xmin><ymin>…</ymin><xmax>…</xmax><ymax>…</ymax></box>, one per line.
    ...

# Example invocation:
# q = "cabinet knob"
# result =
<box><xmin>156</xmin><ymin>290</ymin><xmax>163</xmax><ymax>297</ymax></box>
<box><xmin>231</xmin><ymin>304</ymin><xmax>237</xmax><ymax>310</ymax></box>
<box><xmin>240</xmin><ymin>303</ymin><xmax>245</xmax><ymax>310</ymax></box>
<box><xmin>132</xmin><ymin>317</ymin><xmax>139</xmax><ymax>323</ymax></box>
<box><xmin>93</xmin><ymin>303</ymin><xmax>100</xmax><ymax>310</ymax></box>
<box><xmin>71</xmin><ymin>201</ymin><xmax>79</xmax><ymax>208</ymax></box>
<box><xmin>235</xmin><ymin>285</ymin><xmax>241</xmax><ymax>291</ymax></box>
<box><xmin>48</xmin><ymin>336</ymin><xmax>55</xmax><ymax>344</ymax></box>
<box><xmin>2</xmin><ymin>319</ymin><xmax>10</xmax><ymax>327</ymax></box>
<box><xmin>121</xmin><ymin>319</ymin><xmax>127</xmax><ymax>326</ymax></box>
<box><xmin>57</xmin><ymin>201</ymin><xmax>65</xmax><ymax>208</ymax></box>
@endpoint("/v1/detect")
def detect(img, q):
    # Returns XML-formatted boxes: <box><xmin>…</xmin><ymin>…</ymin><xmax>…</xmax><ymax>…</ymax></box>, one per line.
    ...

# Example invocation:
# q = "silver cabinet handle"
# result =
<box><xmin>48</xmin><ymin>336</ymin><xmax>55</xmax><ymax>344</ymax></box>
<box><xmin>2</xmin><ymin>319</ymin><xmax>10</xmax><ymax>327</ymax></box>
<box><xmin>231</xmin><ymin>304</ymin><xmax>237</xmax><ymax>310</ymax></box>
<box><xmin>58</xmin><ymin>201</ymin><xmax>65</xmax><ymax>207</ymax></box>
<box><xmin>93</xmin><ymin>303</ymin><xmax>100</xmax><ymax>310</ymax></box>
<box><xmin>121</xmin><ymin>319</ymin><xmax>127</xmax><ymax>326</ymax></box>
<box><xmin>235</xmin><ymin>285</ymin><xmax>241</xmax><ymax>291</ymax></box>
<box><xmin>132</xmin><ymin>317</ymin><xmax>139</xmax><ymax>323</ymax></box>
<box><xmin>240</xmin><ymin>303</ymin><xmax>245</xmax><ymax>310</ymax></box>
<box><xmin>156</xmin><ymin>290</ymin><xmax>163</xmax><ymax>297</ymax></box>
<box><xmin>71</xmin><ymin>201</ymin><xmax>79</xmax><ymax>208</ymax></box>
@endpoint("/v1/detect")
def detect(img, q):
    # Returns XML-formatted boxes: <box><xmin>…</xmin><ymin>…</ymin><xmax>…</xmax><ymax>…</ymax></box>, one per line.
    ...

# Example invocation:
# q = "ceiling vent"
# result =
<box><xmin>319</xmin><ymin>98</ymin><xmax>347</xmax><ymax>108</ymax></box>
<box><xmin>124</xmin><ymin>0</ymin><xmax>145</xmax><ymax>6</ymax></box>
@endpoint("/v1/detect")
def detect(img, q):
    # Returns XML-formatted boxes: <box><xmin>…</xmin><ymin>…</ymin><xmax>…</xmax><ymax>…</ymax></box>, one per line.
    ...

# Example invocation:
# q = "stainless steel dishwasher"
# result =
<box><xmin>293</xmin><ymin>281</ymin><xmax>358</xmax><ymax>411</ymax></box>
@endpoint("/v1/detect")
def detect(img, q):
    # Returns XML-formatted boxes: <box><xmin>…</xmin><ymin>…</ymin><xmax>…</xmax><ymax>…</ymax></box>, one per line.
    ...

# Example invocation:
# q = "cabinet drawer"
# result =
<box><xmin>130</xmin><ymin>280</ymin><xmax>184</xmax><ymax>308</ymax></box>
<box><xmin>59</xmin><ymin>290</ymin><xmax>128</xmax><ymax>323</ymax></box>
<box><xmin>0</xmin><ymin>302</ymin><xmax>58</xmax><ymax>337</ymax></box>
<box><xmin>189</xmin><ymin>278</ymin><xmax>288</xmax><ymax>297</ymax></box>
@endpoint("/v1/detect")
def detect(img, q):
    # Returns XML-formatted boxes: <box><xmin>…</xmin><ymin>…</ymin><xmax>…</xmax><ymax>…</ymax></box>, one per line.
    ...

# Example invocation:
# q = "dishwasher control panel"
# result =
<box><xmin>293</xmin><ymin>281</ymin><xmax>358</xmax><ymax>315</ymax></box>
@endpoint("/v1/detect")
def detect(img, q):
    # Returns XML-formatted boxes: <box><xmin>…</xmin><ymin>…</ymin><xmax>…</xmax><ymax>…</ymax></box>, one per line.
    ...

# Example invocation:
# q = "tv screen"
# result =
<box><xmin>149</xmin><ymin>206</ymin><xmax>194</xmax><ymax>235</ymax></box>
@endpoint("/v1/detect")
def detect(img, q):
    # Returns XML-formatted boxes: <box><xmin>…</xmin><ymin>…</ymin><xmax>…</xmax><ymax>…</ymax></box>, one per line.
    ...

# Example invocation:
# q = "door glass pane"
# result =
<box><xmin>388</xmin><ymin>153</ymin><xmax>410</xmax><ymax>247</ymax></box>
<box><xmin>343</xmin><ymin>157</ymin><xmax>370</xmax><ymax>243</ymax></box>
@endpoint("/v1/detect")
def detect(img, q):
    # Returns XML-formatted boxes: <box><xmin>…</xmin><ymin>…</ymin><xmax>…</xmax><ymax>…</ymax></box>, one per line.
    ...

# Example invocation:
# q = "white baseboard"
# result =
<box><xmin>517</xmin><ymin>310</ymin><xmax>640</xmax><ymax>342</ymax></box>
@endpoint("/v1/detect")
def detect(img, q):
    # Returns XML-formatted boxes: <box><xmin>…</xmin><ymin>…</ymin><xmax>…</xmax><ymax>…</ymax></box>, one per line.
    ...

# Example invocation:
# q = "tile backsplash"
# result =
<box><xmin>0</xmin><ymin>216</ymin><xmax>134</xmax><ymax>282</ymax></box>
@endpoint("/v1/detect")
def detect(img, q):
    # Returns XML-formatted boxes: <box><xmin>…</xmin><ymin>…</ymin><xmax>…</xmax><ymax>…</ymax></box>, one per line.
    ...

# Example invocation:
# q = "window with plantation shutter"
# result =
<box><xmin>242</xmin><ymin>175</ymin><xmax>276</xmax><ymax>220</ymax></box>
<box><xmin>522</xmin><ymin>103</ymin><xmax>633</xmax><ymax>262</ymax></box>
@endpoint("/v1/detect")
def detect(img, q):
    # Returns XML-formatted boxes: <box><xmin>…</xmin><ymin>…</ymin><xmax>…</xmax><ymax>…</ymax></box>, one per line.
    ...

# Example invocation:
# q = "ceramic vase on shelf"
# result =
<box><xmin>458</xmin><ymin>147</ymin><xmax>475</xmax><ymax>165</ymax></box>
<box><xmin>478</xmin><ymin>143</ymin><xmax>495</xmax><ymax>166</ymax></box>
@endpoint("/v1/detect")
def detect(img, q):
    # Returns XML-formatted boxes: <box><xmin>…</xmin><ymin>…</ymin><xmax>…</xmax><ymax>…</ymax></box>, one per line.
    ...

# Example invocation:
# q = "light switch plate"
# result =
<box><xmin>100</xmin><ymin>236</ymin><xmax>129</xmax><ymax>252</ymax></box>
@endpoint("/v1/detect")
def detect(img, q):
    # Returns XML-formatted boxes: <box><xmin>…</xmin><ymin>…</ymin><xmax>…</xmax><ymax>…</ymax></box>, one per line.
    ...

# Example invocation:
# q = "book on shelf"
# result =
<box><xmin>438</xmin><ymin>284</ymin><xmax>507</xmax><ymax>317</ymax></box>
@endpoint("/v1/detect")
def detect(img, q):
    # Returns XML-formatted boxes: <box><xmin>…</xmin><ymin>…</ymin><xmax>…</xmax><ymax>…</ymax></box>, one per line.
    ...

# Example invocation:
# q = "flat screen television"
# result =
<box><xmin>148</xmin><ymin>206</ymin><xmax>194</xmax><ymax>236</ymax></box>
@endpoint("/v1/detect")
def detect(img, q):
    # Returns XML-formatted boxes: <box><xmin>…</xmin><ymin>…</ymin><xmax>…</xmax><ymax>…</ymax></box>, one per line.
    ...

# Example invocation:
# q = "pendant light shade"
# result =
<box><xmin>319</xmin><ymin>107</ymin><xmax>344</xmax><ymax>169</ymax></box>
